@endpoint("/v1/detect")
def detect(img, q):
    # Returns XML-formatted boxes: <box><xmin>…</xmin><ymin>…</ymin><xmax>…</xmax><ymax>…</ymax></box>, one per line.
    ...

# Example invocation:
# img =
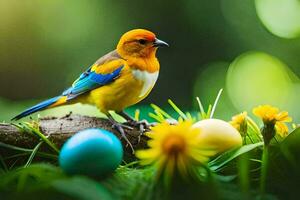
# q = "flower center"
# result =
<box><xmin>162</xmin><ymin>134</ymin><xmax>186</xmax><ymax>156</ymax></box>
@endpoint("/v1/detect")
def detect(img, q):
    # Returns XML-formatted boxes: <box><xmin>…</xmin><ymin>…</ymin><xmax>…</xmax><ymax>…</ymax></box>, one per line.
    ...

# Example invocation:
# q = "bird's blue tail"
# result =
<box><xmin>12</xmin><ymin>96</ymin><xmax>66</xmax><ymax>120</ymax></box>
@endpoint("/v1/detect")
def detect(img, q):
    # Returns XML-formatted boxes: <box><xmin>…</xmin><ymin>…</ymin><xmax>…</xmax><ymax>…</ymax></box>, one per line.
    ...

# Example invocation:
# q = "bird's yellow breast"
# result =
<box><xmin>86</xmin><ymin>65</ymin><xmax>158</xmax><ymax>113</ymax></box>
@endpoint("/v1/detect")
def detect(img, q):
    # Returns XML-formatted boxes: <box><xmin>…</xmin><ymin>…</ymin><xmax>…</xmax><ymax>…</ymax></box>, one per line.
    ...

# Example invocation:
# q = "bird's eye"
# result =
<box><xmin>138</xmin><ymin>39</ymin><xmax>147</xmax><ymax>45</ymax></box>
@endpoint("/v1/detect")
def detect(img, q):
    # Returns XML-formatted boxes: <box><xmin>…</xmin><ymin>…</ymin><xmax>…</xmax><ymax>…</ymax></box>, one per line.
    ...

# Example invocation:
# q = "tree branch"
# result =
<box><xmin>0</xmin><ymin>114</ymin><xmax>149</xmax><ymax>161</ymax></box>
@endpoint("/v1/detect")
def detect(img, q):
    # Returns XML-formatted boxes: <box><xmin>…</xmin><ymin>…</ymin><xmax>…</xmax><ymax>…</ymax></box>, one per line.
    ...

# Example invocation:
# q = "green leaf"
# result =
<box><xmin>208</xmin><ymin>142</ymin><xmax>263</xmax><ymax>171</ymax></box>
<box><xmin>270</xmin><ymin>128</ymin><xmax>300</xmax><ymax>175</ymax></box>
<box><xmin>263</xmin><ymin>128</ymin><xmax>300</xmax><ymax>198</ymax></box>
<box><xmin>102</xmin><ymin>167</ymin><xmax>157</xmax><ymax>200</ymax></box>
<box><xmin>51</xmin><ymin>177</ymin><xmax>114</xmax><ymax>200</ymax></box>
<box><xmin>0</xmin><ymin>163</ymin><xmax>65</xmax><ymax>191</ymax></box>
<box><xmin>278</xmin><ymin>127</ymin><xmax>300</xmax><ymax>168</ymax></box>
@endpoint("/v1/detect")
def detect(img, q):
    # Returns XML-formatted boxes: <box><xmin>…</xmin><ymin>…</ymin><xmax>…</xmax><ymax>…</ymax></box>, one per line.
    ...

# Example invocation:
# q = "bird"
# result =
<box><xmin>12</xmin><ymin>29</ymin><xmax>168</xmax><ymax>151</ymax></box>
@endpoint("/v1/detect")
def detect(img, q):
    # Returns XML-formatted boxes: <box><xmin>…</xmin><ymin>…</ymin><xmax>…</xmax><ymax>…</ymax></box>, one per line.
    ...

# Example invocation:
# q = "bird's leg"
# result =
<box><xmin>107</xmin><ymin>114</ymin><xmax>134</xmax><ymax>154</ymax></box>
<box><xmin>117</xmin><ymin>111</ymin><xmax>153</xmax><ymax>133</ymax></box>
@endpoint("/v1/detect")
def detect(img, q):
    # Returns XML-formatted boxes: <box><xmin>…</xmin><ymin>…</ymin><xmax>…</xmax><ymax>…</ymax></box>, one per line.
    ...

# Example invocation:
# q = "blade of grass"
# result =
<box><xmin>37</xmin><ymin>152</ymin><xmax>58</xmax><ymax>159</ymax></box>
<box><xmin>249</xmin><ymin>159</ymin><xmax>262</xmax><ymax>163</ymax></box>
<box><xmin>168</xmin><ymin>99</ymin><xmax>187</xmax><ymax>120</ymax></box>
<box><xmin>4</xmin><ymin>152</ymin><xmax>57</xmax><ymax>160</ymax></box>
<box><xmin>210</xmin><ymin>89</ymin><xmax>223</xmax><ymax>118</ymax></box>
<box><xmin>0</xmin><ymin>155</ymin><xmax>8</xmax><ymax>172</ymax></box>
<box><xmin>13</xmin><ymin>122</ymin><xmax>59</xmax><ymax>154</ymax></box>
<box><xmin>134</xmin><ymin>109</ymin><xmax>140</xmax><ymax>121</ymax></box>
<box><xmin>186</xmin><ymin>112</ymin><xmax>194</xmax><ymax>121</ymax></box>
<box><xmin>149</xmin><ymin>113</ymin><xmax>164</xmax><ymax>122</ymax></box>
<box><xmin>24</xmin><ymin>141</ymin><xmax>43</xmax><ymax>168</ymax></box>
<box><xmin>9</xmin><ymin>157</ymin><xmax>22</xmax><ymax>170</ymax></box>
<box><xmin>247</xmin><ymin>116</ymin><xmax>261</xmax><ymax>135</ymax></box>
<box><xmin>122</xmin><ymin>161</ymin><xmax>139</xmax><ymax>168</ymax></box>
<box><xmin>247</xmin><ymin>117</ymin><xmax>263</xmax><ymax>142</ymax></box>
<box><xmin>0</xmin><ymin>142</ymin><xmax>33</xmax><ymax>152</ymax></box>
<box><xmin>4</xmin><ymin>153</ymin><xmax>30</xmax><ymax>160</ymax></box>
<box><xmin>206</xmin><ymin>104</ymin><xmax>212</xmax><ymax>119</ymax></box>
<box><xmin>0</xmin><ymin>142</ymin><xmax>58</xmax><ymax>160</ymax></box>
<box><xmin>151</xmin><ymin>104</ymin><xmax>173</xmax><ymax>120</ymax></box>
<box><xmin>154</xmin><ymin>109</ymin><xmax>166</xmax><ymax>121</ymax></box>
<box><xmin>196</xmin><ymin>97</ymin><xmax>206</xmax><ymax>119</ymax></box>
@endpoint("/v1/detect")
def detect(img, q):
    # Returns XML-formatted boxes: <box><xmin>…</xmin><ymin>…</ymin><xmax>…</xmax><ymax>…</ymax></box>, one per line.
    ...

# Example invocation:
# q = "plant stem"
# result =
<box><xmin>260</xmin><ymin>145</ymin><xmax>269</xmax><ymax>195</ymax></box>
<box><xmin>238</xmin><ymin>153</ymin><xmax>249</xmax><ymax>197</ymax></box>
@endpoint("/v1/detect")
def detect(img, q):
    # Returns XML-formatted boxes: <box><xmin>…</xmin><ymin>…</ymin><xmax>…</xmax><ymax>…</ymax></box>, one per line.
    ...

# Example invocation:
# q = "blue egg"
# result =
<box><xmin>59</xmin><ymin>128</ymin><xmax>123</xmax><ymax>177</ymax></box>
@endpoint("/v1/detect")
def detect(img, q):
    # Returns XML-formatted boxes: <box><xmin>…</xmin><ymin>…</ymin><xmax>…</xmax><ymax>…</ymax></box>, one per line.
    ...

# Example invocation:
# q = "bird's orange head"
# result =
<box><xmin>117</xmin><ymin>29</ymin><xmax>168</xmax><ymax>59</ymax></box>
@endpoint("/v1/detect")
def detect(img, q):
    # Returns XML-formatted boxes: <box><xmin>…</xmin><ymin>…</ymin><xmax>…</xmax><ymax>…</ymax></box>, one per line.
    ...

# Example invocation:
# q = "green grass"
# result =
<box><xmin>1</xmin><ymin>94</ymin><xmax>300</xmax><ymax>199</ymax></box>
<box><xmin>1</xmin><ymin>125</ymin><xmax>299</xmax><ymax>200</ymax></box>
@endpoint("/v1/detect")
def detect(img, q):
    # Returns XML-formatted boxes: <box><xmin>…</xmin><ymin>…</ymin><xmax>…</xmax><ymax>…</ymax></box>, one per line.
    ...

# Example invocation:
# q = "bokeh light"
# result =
<box><xmin>255</xmin><ymin>0</ymin><xmax>300</xmax><ymax>39</ymax></box>
<box><xmin>226</xmin><ymin>51</ymin><xmax>299</xmax><ymax>119</ymax></box>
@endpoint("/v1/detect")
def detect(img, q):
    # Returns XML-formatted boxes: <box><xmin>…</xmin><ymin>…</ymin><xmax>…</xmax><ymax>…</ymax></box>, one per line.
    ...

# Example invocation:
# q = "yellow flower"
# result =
<box><xmin>230</xmin><ymin>112</ymin><xmax>248</xmax><ymax>133</ymax></box>
<box><xmin>275</xmin><ymin>122</ymin><xmax>289</xmax><ymax>137</ymax></box>
<box><xmin>253</xmin><ymin>105</ymin><xmax>292</xmax><ymax>138</ymax></box>
<box><xmin>136</xmin><ymin>121</ymin><xmax>214</xmax><ymax>177</ymax></box>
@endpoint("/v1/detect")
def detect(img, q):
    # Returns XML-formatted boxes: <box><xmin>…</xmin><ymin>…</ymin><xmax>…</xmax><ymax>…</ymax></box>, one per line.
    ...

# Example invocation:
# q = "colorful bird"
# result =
<box><xmin>12</xmin><ymin>29</ymin><xmax>168</xmax><ymax>151</ymax></box>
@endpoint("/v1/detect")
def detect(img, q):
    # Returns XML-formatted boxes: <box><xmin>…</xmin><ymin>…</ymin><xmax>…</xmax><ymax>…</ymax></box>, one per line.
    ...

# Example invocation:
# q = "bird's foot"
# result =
<box><xmin>124</xmin><ymin>120</ymin><xmax>156</xmax><ymax>144</ymax></box>
<box><xmin>111</xmin><ymin>122</ymin><xmax>135</xmax><ymax>154</ymax></box>
<box><xmin>125</xmin><ymin>119</ymin><xmax>153</xmax><ymax>132</ymax></box>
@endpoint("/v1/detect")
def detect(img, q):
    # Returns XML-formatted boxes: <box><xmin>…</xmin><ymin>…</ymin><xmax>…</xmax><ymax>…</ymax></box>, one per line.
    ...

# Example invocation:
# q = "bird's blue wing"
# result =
<box><xmin>62</xmin><ymin>65</ymin><xmax>124</xmax><ymax>99</ymax></box>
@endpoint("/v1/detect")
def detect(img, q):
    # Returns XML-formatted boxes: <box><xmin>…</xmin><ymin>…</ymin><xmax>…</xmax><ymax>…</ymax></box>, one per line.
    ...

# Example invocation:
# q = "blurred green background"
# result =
<box><xmin>0</xmin><ymin>0</ymin><xmax>299</xmax><ymax>122</ymax></box>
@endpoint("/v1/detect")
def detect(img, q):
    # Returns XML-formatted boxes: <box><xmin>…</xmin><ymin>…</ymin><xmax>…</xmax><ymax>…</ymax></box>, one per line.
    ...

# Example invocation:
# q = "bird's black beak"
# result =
<box><xmin>153</xmin><ymin>38</ymin><xmax>169</xmax><ymax>47</ymax></box>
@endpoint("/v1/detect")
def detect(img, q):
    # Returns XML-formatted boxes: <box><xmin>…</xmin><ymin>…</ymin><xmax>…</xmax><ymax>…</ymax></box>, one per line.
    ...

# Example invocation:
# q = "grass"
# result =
<box><xmin>0</xmin><ymin>139</ymin><xmax>290</xmax><ymax>200</ymax></box>
<box><xmin>1</xmin><ymin>91</ymin><xmax>299</xmax><ymax>199</ymax></box>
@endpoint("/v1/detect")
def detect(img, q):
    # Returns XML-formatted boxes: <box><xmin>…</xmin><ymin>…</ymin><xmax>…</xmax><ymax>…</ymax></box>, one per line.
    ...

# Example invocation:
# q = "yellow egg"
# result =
<box><xmin>193</xmin><ymin>119</ymin><xmax>242</xmax><ymax>153</ymax></box>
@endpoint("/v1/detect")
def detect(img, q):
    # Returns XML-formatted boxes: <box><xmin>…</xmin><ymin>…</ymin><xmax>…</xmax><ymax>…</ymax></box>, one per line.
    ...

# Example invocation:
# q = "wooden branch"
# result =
<box><xmin>0</xmin><ymin>114</ymin><xmax>149</xmax><ymax>161</ymax></box>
